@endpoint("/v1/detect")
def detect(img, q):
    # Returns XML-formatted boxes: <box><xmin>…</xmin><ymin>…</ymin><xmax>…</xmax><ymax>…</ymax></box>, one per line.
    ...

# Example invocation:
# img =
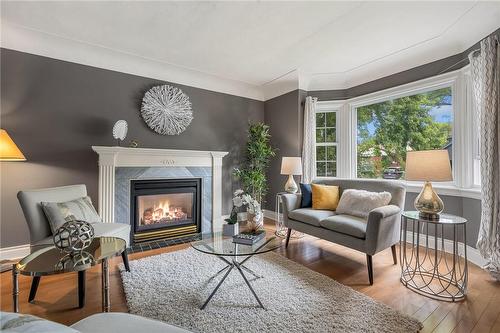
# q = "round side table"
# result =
<box><xmin>400</xmin><ymin>211</ymin><xmax>468</xmax><ymax>301</ymax></box>
<box><xmin>275</xmin><ymin>192</ymin><xmax>304</xmax><ymax>239</ymax></box>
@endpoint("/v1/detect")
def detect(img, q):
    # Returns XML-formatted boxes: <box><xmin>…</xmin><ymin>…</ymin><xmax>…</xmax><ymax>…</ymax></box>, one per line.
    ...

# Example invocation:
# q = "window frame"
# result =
<box><xmin>352</xmin><ymin>82</ymin><xmax>455</xmax><ymax>184</ymax></box>
<box><xmin>311</xmin><ymin>68</ymin><xmax>480</xmax><ymax>199</ymax></box>
<box><xmin>314</xmin><ymin>101</ymin><xmax>346</xmax><ymax>179</ymax></box>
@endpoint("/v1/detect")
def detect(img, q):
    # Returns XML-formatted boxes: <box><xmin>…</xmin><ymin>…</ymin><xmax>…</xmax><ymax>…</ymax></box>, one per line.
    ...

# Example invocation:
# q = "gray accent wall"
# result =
<box><xmin>0</xmin><ymin>48</ymin><xmax>264</xmax><ymax>248</ymax></box>
<box><xmin>263</xmin><ymin>90</ymin><xmax>307</xmax><ymax>210</ymax></box>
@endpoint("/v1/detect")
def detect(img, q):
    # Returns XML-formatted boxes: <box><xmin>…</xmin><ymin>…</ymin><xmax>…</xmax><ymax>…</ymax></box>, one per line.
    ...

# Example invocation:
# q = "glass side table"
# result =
<box><xmin>12</xmin><ymin>236</ymin><xmax>126</xmax><ymax>313</ymax></box>
<box><xmin>275</xmin><ymin>192</ymin><xmax>303</xmax><ymax>239</ymax></box>
<box><xmin>400</xmin><ymin>211</ymin><xmax>468</xmax><ymax>301</ymax></box>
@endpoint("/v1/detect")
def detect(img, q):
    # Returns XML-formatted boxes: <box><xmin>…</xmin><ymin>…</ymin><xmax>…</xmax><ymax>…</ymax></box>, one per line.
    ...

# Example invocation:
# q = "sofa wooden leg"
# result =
<box><xmin>28</xmin><ymin>276</ymin><xmax>41</xmax><ymax>303</ymax></box>
<box><xmin>122</xmin><ymin>249</ymin><xmax>130</xmax><ymax>272</ymax></box>
<box><xmin>366</xmin><ymin>254</ymin><xmax>373</xmax><ymax>285</ymax></box>
<box><xmin>391</xmin><ymin>245</ymin><xmax>397</xmax><ymax>265</ymax></box>
<box><xmin>285</xmin><ymin>228</ymin><xmax>292</xmax><ymax>248</ymax></box>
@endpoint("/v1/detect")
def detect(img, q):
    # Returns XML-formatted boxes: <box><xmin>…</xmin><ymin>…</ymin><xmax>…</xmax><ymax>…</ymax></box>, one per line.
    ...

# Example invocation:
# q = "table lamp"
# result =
<box><xmin>280</xmin><ymin>157</ymin><xmax>302</xmax><ymax>193</ymax></box>
<box><xmin>405</xmin><ymin>150</ymin><xmax>452</xmax><ymax>219</ymax></box>
<box><xmin>0</xmin><ymin>129</ymin><xmax>26</xmax><ymax>161</ymax></box>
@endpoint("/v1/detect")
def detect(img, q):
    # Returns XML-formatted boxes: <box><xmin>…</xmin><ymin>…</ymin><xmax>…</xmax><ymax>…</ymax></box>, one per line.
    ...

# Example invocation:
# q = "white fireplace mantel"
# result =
<box><xmin>92</xmin><ymin>146</ymin><xmax>228</xmax><ymax>231</ymax></box>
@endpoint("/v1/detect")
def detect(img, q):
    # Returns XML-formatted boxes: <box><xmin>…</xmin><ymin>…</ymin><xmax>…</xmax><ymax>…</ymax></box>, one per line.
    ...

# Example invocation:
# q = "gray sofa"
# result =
<box><xmin>281</xmin><ymin>178</ymin><xmax>406</xmax><ymax>285</ymax></box>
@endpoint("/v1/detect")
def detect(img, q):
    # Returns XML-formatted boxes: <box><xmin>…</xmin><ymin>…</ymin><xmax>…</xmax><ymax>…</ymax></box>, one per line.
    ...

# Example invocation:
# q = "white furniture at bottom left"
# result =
<box><xmin>0</xmin><ymin>312</ymin><xmax>192</xmax><ymax>333</ymax></box>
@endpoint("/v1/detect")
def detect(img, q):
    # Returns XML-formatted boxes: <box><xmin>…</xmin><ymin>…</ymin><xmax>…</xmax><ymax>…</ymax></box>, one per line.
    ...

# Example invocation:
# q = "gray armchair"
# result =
<box><xmin>17</xmin><ymin>184</ymin><xmax>131</xmax><ymax>307</ymax></box>
<box><xmin>281</xmin><ymin>178</ymin><xmax>405</xmax><ymax>285</ymax></box>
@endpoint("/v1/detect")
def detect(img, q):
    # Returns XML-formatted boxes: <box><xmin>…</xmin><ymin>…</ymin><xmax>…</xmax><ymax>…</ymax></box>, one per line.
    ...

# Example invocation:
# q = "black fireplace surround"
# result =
<box><xmin>130</xmin><ymin>178</ymin><xmax>202</xmax><ymax>244</ymax></box>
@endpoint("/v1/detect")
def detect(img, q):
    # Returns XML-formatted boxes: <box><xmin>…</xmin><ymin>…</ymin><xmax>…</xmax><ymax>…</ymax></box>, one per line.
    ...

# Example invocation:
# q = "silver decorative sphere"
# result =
<box><xmin>53</xmin><ymin>220</ymin><xmax>95</xmax><ymax>253</ymax></box>
<box><xmin>56</xmin><ymin>251</ymin><xmax>95</xmax><ymax>270</ymax></box>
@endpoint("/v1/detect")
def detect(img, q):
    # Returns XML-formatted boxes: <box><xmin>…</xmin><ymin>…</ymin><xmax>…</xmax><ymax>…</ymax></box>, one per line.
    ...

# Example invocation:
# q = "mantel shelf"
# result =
<box><xmin>92</xmin><ymin>146</ymin><xmax>228</xmax><ymax>158</ymax></box>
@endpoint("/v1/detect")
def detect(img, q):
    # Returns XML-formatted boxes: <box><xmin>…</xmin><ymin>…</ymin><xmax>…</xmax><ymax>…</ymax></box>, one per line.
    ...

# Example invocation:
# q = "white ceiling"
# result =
<box><xmin>1</xmin><ymin>1</ymin><xmax>499</xmax><ymax>100</ymax></box>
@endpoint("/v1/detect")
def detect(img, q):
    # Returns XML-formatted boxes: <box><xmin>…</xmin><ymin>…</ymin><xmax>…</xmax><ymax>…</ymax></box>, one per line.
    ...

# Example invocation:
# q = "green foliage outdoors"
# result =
<box><xmin>357</xmin><ymin>88</ymin><xmax>452</xmax><ymax>178</ymax></box>
<box><xmin>234</xmin><ymin>122</ymin><xmax>276</xmax><ymax>203</ymax></box>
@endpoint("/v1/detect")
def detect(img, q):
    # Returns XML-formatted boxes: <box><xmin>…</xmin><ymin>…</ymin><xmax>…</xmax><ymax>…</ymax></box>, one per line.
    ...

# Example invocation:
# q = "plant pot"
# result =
<box><xmin>223</xmin><ymin>222</ymin><xmax>239</xmax><ymax>237</ymax></box>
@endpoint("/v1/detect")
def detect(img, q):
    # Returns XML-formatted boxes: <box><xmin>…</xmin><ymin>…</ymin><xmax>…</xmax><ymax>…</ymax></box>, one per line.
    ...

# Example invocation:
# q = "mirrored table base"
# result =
<box><xmin>12</xmin><ymin>258</ymin><xmax>112</xmax><ymax>313</ymax></box>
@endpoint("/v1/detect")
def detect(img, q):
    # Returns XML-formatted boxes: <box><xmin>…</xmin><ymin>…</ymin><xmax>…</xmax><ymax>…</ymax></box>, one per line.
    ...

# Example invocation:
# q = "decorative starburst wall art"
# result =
<box><xmin>141</xmin><ymin>85</ymin><xmax>193</xmax><ymax>135</ymax></box>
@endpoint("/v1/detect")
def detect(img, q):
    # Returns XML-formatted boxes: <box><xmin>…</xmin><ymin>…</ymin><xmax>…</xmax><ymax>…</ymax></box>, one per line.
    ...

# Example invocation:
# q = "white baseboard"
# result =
<box><xmin>263</xmin><ymin>209</ymin><xmax>281</xmax><ymax>221</ymax></box>
<box><xmin>0</xmin><ymin>244</ymin><xmax>30</xmax><ymax>261</ymax></box>
<box><xmin>263</xmin><ymin>209</ymin><xmax>486</xmax><ymax>268</ymax></box>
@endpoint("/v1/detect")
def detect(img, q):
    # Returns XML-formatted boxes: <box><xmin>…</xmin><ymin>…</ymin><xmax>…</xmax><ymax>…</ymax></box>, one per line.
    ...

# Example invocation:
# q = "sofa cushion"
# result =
<box><xmin>336</xmin><ymin>189</ymin><xmax>392</xmax><ymax>218</ymax></box>
<box><xmin>31</xmin><ymin>222</ymin><xmax>131</xmax><ymax>249</ymax></box>
<box><xmin>299</xmin><ymin>183</ymin><xmax>312</xmax><ymax>208</ymax></box>
<box><xmin>288</xmin><ymin>208</ymin><xmax>336</xmax><ymax>227</ymax></box>
<box><xmin>319</xmin><ymin>214</ymin><xmax>367</xmax><ymax>239</ymax></box>
<box><xmin>311</xmin><ymin>184</ymin><xmax>340</xmax><ymax>210</ymax></box>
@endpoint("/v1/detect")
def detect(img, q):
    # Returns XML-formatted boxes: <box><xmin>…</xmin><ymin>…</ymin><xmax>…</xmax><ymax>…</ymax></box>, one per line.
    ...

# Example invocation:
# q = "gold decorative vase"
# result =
<box><xmin>414</xmin><ymin>181</ymin><xmax>444</xmax><ymax>220</ymax></box>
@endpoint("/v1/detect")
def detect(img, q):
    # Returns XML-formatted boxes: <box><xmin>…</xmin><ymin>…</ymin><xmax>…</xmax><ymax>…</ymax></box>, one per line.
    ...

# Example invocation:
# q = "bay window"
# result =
<box><xmin>311</xmin><ymin>68</ymin><xmax>480</xmax><ymax>199</ymax></box>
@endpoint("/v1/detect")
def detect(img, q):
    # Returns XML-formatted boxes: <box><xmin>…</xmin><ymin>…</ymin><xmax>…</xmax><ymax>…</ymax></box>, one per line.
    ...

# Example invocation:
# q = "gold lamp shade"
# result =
<box><xmin>0</xmin><ymin>129</ymin><xmax>26</xmax><ymax>161</ymax></box>
<box><xmin>405</xmin><ymin>150</ymin><xmax>452</xmax><ymax>219</ymax></box>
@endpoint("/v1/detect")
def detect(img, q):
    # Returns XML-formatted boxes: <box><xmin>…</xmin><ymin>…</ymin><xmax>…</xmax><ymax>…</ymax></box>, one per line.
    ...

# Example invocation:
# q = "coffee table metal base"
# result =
<box><xmin>201</xmin><ymin>255</ymin><xmax>264</xmax><ymax>310</ymax></box>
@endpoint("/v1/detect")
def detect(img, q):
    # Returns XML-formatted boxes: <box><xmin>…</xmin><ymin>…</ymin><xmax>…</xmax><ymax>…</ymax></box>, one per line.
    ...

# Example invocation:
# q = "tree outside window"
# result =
<box><xmin>356</xmin><ymin>87</ymin><xmax>452</xmax><ymax>179</ymax></box>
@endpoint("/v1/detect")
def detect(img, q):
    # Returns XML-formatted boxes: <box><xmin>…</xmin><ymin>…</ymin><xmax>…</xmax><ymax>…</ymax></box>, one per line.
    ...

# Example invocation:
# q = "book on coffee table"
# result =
<box><xmin>232</xmin><ymin>230</ymin><xmax>266</xmax><ymax>245</ymax></box>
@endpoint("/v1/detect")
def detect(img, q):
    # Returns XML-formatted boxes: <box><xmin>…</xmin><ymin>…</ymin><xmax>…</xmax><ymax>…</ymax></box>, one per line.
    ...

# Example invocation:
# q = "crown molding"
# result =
<box><xmin>1</xmin><ymin>22</ymin><xmax>265</xmax><ymax>101</ymax></box>
<box><xmin>262</xmin><ymin>70</ymin><xmax>299</xmax><ymax>101</ymax></box>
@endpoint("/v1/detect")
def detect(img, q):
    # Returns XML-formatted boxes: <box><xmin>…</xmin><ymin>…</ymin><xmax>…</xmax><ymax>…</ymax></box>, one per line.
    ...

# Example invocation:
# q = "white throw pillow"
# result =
<box><xmin>336</xmin><ymin>189</ymin><xmax>392</xmax><ymax>219</ymax></box>
<box><xmin>41</xmin><ymin>196</ymin><xmax>102</xmax><ymax>234</ymax></box>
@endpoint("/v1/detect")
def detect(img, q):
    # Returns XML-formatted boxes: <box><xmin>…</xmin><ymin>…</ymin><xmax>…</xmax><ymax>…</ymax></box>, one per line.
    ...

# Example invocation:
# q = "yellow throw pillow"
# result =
<box><xmin>311</xmin><ymin>184</ymin><xmax>340</xmax><ymax>210</ymax></box>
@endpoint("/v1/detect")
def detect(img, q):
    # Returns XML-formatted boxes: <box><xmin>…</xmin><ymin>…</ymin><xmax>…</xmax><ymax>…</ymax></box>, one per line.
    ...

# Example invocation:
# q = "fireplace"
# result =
<box><xmin>130</xmin><ymin>178</ymin><xmax>201</xmax><ymax>244</ymax></box>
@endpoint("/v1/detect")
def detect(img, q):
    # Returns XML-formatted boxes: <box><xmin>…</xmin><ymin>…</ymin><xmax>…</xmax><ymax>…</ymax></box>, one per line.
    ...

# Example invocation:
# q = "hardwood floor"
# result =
<box><xmin>1</xmin><ymin>220</ymin><xmax>499</xmax><ymax>332</ymax></box>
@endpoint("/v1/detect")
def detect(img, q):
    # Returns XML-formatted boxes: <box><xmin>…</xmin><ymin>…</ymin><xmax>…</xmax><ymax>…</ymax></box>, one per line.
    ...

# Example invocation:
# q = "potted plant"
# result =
<box><xmin>224</xmin><ymin>190</ymin><xmax>263</xmax><ymax>235</ymax></box>
<box><xmin>233</xmin><ymin>122</ymin><xmax>276</xmax><ymax>229</ymax></box>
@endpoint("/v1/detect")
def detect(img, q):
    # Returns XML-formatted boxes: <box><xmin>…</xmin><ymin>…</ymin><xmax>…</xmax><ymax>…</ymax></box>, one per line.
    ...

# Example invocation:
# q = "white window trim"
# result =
<box><xmin>313</xmin><ymin>69</ymin><xmax>481</xmax><ymax>200</ymax></box>
<box><xmin>314</xmin><ymin>101</ymin><xmax>345</xmax><ymax>179</ymax></box>
<box><xmin>315</xmin><ymin>101</ymin><xmax>347</xmax><ymax>179</ymax></box>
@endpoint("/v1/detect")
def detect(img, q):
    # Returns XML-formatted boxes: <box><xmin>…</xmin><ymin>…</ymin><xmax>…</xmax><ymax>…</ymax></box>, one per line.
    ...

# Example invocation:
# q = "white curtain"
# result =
<box><xmin>470</xmin><ymin>35</ymin><xmax>500</xmax><ymax>280</ymax></box>
<box><xmin>302</xmin><ymin>96</ymin><xmax>317</xmax><ymax>183</ymax></box>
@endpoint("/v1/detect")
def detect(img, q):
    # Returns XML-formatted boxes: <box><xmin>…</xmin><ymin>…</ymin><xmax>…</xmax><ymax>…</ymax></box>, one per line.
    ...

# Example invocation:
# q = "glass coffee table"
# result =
<box><xmin>12</xmin><ymin>237</ymin><xmax>126</xmax><ymax>313</ymax></box>
<box><xmin>191</xmin><ymin>232</ymin><xmax>282</xmax><ymax>309</ymax></box>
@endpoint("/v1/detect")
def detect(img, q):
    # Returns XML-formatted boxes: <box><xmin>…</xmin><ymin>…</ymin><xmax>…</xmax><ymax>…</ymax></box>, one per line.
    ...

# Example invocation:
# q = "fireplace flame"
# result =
<box><xmin>142</xmin><ymin>198</ymin><xmax>188</xmax><ymax>225</ymax></box>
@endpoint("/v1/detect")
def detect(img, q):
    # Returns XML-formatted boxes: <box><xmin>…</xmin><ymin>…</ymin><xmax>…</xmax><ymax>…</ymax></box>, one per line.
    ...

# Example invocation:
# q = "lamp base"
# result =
<box><xmin>284</xmin><ymin>175</ymin><xmax>298</xmax><ymax>193</ymax></box>
<box><xmin>414</xmin><ymin>181</ymin><xmax>444</xmax><ymax>220</ymax></box>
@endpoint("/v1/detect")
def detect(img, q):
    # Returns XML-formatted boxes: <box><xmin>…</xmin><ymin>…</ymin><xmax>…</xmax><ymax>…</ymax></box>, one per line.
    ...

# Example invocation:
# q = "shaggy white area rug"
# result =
<box><xmin>120</xmin><ymin>248</ymin><xmax>422</xmax><ymax>333</ymax></box>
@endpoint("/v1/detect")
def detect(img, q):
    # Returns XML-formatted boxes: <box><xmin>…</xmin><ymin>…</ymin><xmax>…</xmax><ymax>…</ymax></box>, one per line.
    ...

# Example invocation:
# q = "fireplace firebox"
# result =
<box><xmin>130</xmin><ymin>178</ymin><xmax>201</xmax><ymax>244</ymax></box>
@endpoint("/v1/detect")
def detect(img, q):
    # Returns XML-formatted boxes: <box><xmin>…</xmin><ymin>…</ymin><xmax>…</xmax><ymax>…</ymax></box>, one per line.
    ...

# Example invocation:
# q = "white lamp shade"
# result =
<box><xmin>280</xmin><ymin>157</ymin><xmax>302</xmax><ymax>175</ymax></box>
<box><xmin>405</xmin><ymin>150</ymin><xmax>452</xmax><ymax>182</ymax></box>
